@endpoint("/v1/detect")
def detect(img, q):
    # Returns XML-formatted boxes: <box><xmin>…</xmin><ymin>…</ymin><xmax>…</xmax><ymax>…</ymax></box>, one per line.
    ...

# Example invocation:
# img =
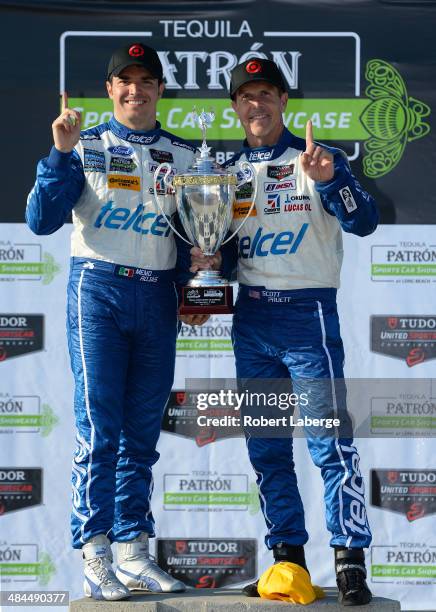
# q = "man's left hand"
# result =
<box><xmin>300</xmin><ymin>120</ymin><xmax>334</xmax><ymax>182</ymax></box>
<box><xmin>179</xmin><ymin>314</ymin><xmax>210</xmax><ymax>326</ymax></box>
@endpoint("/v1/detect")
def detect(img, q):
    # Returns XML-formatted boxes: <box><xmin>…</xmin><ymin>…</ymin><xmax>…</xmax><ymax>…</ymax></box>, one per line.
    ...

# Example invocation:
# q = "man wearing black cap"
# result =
<box><xmin>191</xmin><ymin>58</ymin><xmax>378</xmax><ymax>606</ymax></box>
<box><xmin>26</xmin><ymin>43</ymin><xmax>197</xmax><ymax>601</ymax></box>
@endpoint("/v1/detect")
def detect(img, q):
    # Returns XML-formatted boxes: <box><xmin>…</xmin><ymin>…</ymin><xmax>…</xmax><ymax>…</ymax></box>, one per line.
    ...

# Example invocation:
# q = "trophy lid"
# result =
<box><xmin>173</xmin><ymin>109</ymin><xmax>237</xmax><ymax>187</ymax></box>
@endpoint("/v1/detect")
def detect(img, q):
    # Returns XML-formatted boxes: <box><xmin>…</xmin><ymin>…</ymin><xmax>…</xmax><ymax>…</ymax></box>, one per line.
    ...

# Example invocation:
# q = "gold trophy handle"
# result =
<box><xmin>221</xmin><ymin>160</ymin><xmax>257</xmax><ymax>245</ymax></box>
<box><xmin>153</xmin><ymin>163</ymin><xmax>192</xmax><ymax>245</ymax></box>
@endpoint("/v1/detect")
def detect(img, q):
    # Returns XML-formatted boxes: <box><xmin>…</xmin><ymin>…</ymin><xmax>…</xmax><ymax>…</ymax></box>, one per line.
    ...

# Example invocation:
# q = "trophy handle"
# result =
<box><xmin>153</xmin><ymin>163</ymin><xmax>193</xmax><ymax>245</ymax></box>
<box><xmin>221</xmin><ymin>160</ymin><xmax>257</xmax><ymax>245</ymax></box>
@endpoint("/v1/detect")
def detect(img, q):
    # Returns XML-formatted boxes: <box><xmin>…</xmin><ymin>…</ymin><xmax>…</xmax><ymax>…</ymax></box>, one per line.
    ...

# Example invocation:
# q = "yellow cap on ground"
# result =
<box><xmin>258</xmin><ymin>561</ymin><xmax>326</xmax><ymax>605</ymax></box>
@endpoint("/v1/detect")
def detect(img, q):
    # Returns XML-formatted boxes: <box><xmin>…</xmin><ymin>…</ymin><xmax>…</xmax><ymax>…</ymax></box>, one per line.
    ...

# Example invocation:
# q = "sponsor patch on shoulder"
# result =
<box><xmin>339</xmin><ymin>186</ymin><xmax>358</xmax><ymax>212</ymax></box>
<box><xmin>108</xmin><ymin>174</ymin><xmax>140</xmax><ymax>191</ymax></box>
<box><xmin>83</xmin><ymin>148</ymin><xmax>106</xmax><ymax>173</ymax></box>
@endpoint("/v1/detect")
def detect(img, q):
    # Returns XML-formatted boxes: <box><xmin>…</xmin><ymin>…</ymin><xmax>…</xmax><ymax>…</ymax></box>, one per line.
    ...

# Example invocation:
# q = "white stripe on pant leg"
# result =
<box><xmin>78</xmin><ymin>268</ymin><xmax>95</xmax><ymax>543</ymax></box>
<box><xmin>316</xmin><ymin>301</ymin><xmax>349</xmax><ymax>542</ymax></box>
<box><xmin>145</xmin><ymin>473</ymin><xmax>154</xmax><ymax>524</ymax></box>
<box><xmin>246</xmin><ymin>434</ymin><xmax>275</xmax><ymax>539</ymax></box>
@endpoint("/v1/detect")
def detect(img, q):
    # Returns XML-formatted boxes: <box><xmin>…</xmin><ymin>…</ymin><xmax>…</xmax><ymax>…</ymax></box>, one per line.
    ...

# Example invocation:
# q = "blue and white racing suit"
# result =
<box><xmin>26</xmin><ymin>117</ymin><xmax>195</xmax><ymax>548</ymax></box>
<box><xmin>224</xmin><ymin>128</ymin><xmax>378</xmax><ymax>549</ymax></box>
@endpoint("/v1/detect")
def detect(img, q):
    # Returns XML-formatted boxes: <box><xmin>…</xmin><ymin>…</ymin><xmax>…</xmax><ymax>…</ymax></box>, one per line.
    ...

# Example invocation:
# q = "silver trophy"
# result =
<box><xmin>153</xmin><ymin>109</ymin><xmax>257</xmax><ymax>313</ymax></box>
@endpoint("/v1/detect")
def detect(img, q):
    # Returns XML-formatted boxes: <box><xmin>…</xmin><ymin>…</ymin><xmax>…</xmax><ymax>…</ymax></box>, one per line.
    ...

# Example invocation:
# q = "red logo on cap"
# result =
<box><xmin>129</xmin><ymin>44</ymin><xmax>144</xmax><ymax>58</ymax></box>
<box><xmin>246</xmin><ymin>60</ymin><xmax>262</xmax><ymax>74</ymax></box>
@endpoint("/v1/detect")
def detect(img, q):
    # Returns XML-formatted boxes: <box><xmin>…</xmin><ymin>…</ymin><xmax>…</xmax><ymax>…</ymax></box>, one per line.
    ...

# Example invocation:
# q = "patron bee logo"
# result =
<box><xmin>371</xmin><ymin>469</ymin><xmax>436</xmax><ymax>522</ymax></box>
<box><xmin>156</xmin><ymin>538</ymin><xmax>256</xmax><ymax>588</ymax></box>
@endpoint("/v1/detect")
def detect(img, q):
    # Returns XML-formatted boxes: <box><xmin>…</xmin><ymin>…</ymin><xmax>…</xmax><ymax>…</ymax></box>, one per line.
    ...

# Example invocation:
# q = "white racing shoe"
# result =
<box><xmin>116</xmin><ymin>532</ymin><xmax>186</xmax><ymax>593</ymax></box>
<box><xmin>82</xmin><ymin>534</ymin><xmax>130</xmax><ymax>601</ymax></box>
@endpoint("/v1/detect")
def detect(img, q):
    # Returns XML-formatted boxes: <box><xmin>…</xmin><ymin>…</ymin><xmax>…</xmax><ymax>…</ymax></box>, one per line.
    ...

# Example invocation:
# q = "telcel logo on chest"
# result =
<box><xmin>239</xmin><ymin>224</ymin><xmax>308</xmax><ymax>258</ymax></box>
<box><xmin>94</xmin><ymin>202</ymin><xmax>171</xmax><ymax>236</ymax></box>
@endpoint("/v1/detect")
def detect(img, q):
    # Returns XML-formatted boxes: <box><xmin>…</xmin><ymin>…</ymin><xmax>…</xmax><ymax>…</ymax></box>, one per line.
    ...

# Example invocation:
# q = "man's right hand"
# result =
<box><xmin>190</xmin><ymin>246</ymin><xmax>222</xmax><ymax>273</ymax></box>
<box><xmin>52</xmin><ymin>92</ymin><xmax>81</xmax><ymax>153</ymax></box>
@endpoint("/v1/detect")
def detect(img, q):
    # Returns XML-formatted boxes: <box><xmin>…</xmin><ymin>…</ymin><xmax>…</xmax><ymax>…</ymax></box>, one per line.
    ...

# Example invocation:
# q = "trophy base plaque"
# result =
<box><xmin>179</xmin><ymin>285</ymin><xmax>234</xmax><ymax>314</ymax></box>
<box><xmin>179</xmin><ymin>270</ymin><xmax>234</xmax><ymax>314</ymax></box>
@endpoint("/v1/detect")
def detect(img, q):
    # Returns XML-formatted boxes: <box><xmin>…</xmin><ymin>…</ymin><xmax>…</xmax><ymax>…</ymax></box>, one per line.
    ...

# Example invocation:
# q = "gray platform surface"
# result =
<box><xmin>70</xmin><ymin>587</ymin><xmax>401</xmax><ymax>611</ymax></box>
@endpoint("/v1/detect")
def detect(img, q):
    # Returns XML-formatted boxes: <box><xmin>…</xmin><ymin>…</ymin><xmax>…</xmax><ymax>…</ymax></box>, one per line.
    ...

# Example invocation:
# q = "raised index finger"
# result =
<box><xmin>62</xmin><ymin>91</ymin><xmax>69</xmax><ymax>112</ymax></box>
<box><xmin>305</xmin><ymin>119</ymin><xmax>314</xmax><ymax>149</ymax></box>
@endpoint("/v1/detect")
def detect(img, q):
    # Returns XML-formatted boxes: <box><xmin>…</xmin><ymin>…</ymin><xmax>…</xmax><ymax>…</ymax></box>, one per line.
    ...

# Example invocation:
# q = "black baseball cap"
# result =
<box><xmin>230</xmin><ymin>59</ymin><xmax>287</xmax><ymax>99</ymax></box>
<box><xmin>107</xmin><ymin>43</ymin><xmax>163</xmax><ymax>81</ymax></box>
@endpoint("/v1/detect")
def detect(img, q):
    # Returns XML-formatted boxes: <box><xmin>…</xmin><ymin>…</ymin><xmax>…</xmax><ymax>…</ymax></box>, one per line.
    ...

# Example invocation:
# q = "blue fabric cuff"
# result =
<box><xmin>47</xmin><ymin>145</ymin><xmax>74</xmax><ymax>170</ymax></box>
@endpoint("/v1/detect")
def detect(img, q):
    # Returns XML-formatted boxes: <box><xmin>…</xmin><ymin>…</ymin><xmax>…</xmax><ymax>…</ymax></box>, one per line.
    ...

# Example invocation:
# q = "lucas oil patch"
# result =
<box><xmin>108</xmin><ymin>175</ymin><xmax>140</xmax><ymax>191</ymax></box>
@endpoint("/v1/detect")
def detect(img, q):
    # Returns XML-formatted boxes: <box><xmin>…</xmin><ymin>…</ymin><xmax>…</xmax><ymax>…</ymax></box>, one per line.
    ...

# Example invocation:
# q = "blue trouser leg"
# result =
<box><xmin>283</xmin><ymin>299</ymin><xmax>371</xmax><ymax>548</ymax></box>
<box><xmin>232</xmin><ymin>306</ymin><xmax>308</xmax><ymax>549</ymax></box>
<box><xmin>67</xmin><ymin>263</ymin><xmax>178</xmax><ymax>549</ymax></box>
<box><xmin>112</xmin><ymin>285</ymin><xmax>177</xmax><ymax>541</ymax></box>
<box><xmin>233</xmin><ymin>294</ymin><xmax>372</xmax><ymax>549</ymax></box>
<box><xmin>68</xmin><ymin>267</ymin><xmax>129</xmax><ymax>548</ymax></box>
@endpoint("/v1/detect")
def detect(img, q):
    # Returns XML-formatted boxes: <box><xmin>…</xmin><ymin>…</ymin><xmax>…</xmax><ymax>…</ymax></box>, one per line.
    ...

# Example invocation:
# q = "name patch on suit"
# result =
<box><xmin>339</xmin><ymin>187</ymin><xmax>358</xmax><ymax>212</ymax></box>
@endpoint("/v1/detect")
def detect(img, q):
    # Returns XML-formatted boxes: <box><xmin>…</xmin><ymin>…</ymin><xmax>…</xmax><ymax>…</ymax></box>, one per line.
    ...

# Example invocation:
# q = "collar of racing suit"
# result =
<box><xmin>241</xmin><ymin>127</ymin><xmax>305</xmax><ymax>162</ymax></box>
<box><xmin>108</xmin><ymin>116</ymin><xmax>162</xmax><ymax>145</ymax></box>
